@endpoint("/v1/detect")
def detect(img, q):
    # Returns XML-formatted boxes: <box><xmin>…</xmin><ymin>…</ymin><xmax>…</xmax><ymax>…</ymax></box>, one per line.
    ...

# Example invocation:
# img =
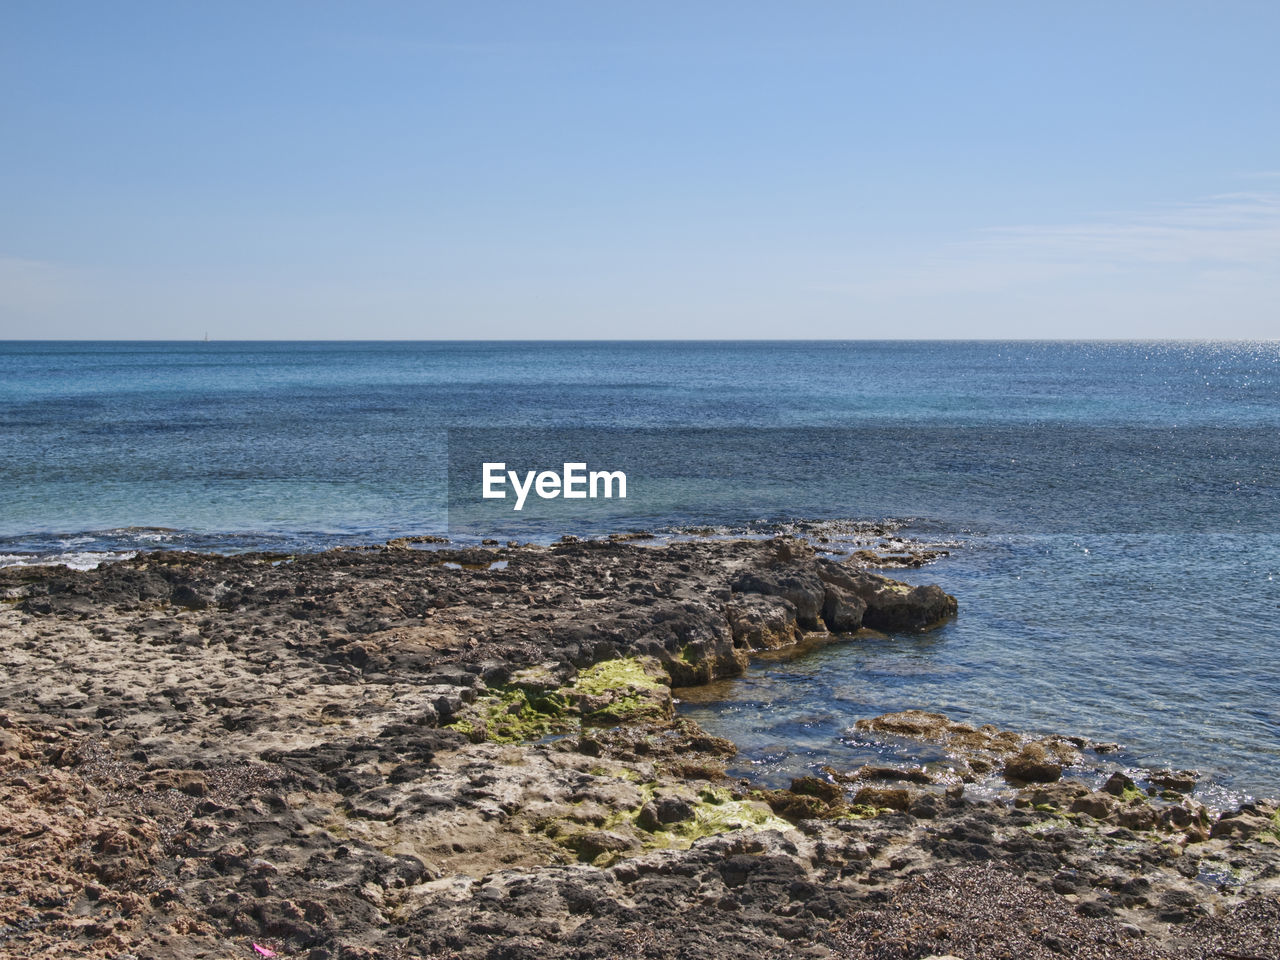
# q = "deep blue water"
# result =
<box><xmin>1</xmin><ymin>340</ymin><xmax>1277</xmax><ymax>799</ymax></box>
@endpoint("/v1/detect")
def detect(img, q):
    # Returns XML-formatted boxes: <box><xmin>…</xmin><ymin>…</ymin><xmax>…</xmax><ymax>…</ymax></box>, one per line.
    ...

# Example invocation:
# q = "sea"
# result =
<box><xmin>1</xmin><ymin>340</ymin><xmax>1277</xmax><ymax>802</ymax></box>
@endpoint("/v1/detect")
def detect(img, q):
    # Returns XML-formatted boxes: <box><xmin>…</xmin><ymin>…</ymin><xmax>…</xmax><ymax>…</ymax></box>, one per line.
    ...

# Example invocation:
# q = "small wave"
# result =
<box><xmin>0</xmin><ymin>550</ymin><xmax>137</xmax><ymax>571</ymax></box>
<box><xmin>653</xmin><ymin>517</ymin><xmax>963</xmax><ymax>558</ymax></box>
<box><xmin>95</xmin><ymin>525</ymin><xmax>180</xmax><ymax>535</ymax></box>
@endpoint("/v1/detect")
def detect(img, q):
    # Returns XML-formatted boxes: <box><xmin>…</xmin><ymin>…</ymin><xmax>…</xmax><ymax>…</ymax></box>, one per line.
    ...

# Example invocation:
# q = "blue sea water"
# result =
<box><xmin>1</xmin><ymin>340</ymin><xmax>1277</xmax><ymax>799</ymax></box>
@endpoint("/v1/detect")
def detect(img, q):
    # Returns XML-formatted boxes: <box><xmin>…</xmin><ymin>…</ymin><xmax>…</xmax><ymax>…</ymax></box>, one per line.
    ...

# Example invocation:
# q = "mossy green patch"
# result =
<box><xmin>449</xmin><ymin>656</ymin><xmax>673</xmax><ymax>743</ymax></box>
<box><xmin>570</xmin><ymin>657</ymin><xmax>665</xmax><ymax>695</ymax></box>
<box><xmin>1022</xmin><ymin>813</ymin><xmax>1076</xmax><ymax>834</ymax></box>
<box><xmin>571</xmin><ymin>782</ymin><xmax>794</xmax><ymax>858</ymax></box>
<box><xmin>673</xmin><ymin>798</ymin><xmax>792</xmax><ymax>841</ymax></box>
<box><xmin>446</xmin><ymin>687</ymin><xmax>570</xmax><ymax>744</ymax></box>
<box><xmin>631</xmin><ymin>795</ymin><xmax>792</xmax><ymax>851</ymax></box>
<box><xmin>1119</xmin><ymin>782</ymin><xmax>1148</xmax><ymax>804</ymax></box>
<box><xmin>840</xmin><ymin>803</ymin><xmax>886</xmax><ymax>820</ymax></box>
<box><xmin>567</xmin><ymin>656</ymin><xmax>672</xmax><ymax>725</ymax></box>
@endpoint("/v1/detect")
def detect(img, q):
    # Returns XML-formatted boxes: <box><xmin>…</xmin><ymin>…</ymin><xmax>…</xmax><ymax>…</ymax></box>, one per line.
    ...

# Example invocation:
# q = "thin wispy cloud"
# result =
<box><xmin>968</xmin><ymin>192</ymin><xmax>1280</xmax><ymax>267</ymax></box>
<box><xmin>813</xmin><ymin>190</ymin><xmax>1280</xmax><ymax>336</ymax></box>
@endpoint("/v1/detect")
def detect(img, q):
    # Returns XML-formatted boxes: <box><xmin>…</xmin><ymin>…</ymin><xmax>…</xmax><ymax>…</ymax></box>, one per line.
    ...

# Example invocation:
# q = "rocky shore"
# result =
<box><xmin>1</xmin><ymin>537</ymin><xmax>1277</xmax><ymax>960</ymax></box>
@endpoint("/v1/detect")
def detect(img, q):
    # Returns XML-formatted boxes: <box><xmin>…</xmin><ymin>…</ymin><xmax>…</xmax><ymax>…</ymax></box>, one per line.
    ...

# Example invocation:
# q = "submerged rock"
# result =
<box><xmin>856</xmin><ymin>709</ymin><xmax>1084</xmax><ymax>787</ymax></box>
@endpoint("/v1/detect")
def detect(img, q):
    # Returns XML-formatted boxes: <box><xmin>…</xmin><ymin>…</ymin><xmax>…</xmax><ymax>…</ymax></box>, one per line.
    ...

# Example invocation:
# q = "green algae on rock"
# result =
<box><xmin>445</xmin><ymin>685</ymin><xmax>569</xmax><ymax>743</ymax></box>
<box><xmin>447</xmin><ymin>655</ymin><xmax>674</xmax><ymax>743</ymax></box>
<box><xmin>567</xmin><ymin>656</ymin><xmax>673</xmax><ymax>725</ymax></box>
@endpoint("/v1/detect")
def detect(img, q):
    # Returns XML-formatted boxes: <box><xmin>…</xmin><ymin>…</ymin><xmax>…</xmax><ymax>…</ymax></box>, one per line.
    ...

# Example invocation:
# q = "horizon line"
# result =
<box><xmin>3</xmin><ymin>336</ymin><xmax>1278</xmax><ymax>345</ymax></box>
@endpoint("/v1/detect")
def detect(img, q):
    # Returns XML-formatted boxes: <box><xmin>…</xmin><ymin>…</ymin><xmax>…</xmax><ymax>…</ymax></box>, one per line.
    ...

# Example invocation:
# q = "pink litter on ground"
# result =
<box><xmin>251</xmin><ymin>945</ymin><xmax>277</xmax><ymax>958</ymax></box>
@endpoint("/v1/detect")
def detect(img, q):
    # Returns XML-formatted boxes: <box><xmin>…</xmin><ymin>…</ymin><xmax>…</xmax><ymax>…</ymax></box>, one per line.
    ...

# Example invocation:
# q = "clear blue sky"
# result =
<box><xmin>3</xmin><ymin>1</ymin><xmax>1278</xmax><ymax>338</ymax></box>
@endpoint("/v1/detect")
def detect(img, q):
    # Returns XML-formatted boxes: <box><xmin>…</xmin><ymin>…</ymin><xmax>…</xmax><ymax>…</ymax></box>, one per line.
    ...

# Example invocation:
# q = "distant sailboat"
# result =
<box><xmin>203</xmin><ymin>332</ymin><xmax>209</xmax><ymax>343</ymax></box>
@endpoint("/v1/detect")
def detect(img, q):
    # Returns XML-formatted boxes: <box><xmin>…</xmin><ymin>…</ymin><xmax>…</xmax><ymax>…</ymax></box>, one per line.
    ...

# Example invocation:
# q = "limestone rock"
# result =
<box><xmin>724</xmin><ymin>594</ymin><xmax>803</xmax><ymax>650</ymax></box>
<box><xmin>1004</xmin><ymin>743</ymin><xmax>1063</xmax><ymax>784</ymax></box>
<box><xmin>730</xmin><ymin>569</ymin><xmax>826</xmax><ymax>628</ymax></box>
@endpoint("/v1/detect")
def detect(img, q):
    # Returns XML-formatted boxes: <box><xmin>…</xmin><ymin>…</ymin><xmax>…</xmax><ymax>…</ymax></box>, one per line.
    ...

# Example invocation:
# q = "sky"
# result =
<box><xmin>2</xmin><ymin>1</ymin><xmax>1279</xmax><ymax>339</ymax></box>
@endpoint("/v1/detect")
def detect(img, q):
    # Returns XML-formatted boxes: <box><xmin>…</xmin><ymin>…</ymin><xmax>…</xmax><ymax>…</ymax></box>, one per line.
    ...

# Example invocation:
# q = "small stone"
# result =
<box><xmin>1104</xmin><ymin>771</ymin><xmax>1136</xmax><ymax>796</ymax></box>
<box><xmin>852</xmin><ymin>787</ymin><xmax>912</xmax><ymax>811</ymax></box>
<box><xmin>636</xmin><ymin>803</ymin><xmax>662</xmax><ymax>832</ymax></box>
<box><xmin>655</xmin><ymin>796</ymin><xmax>695</xmax><ymax>824</ymax></box>
<box><xmin>1149</xmin><ymin>768</ymin><xmax>1199</xmax><ymax>793</ymax></box>
<box><xmin>1003</xmin><ymin>743</ymin><xmax>1062</xmax><ymax>784</ymax></box>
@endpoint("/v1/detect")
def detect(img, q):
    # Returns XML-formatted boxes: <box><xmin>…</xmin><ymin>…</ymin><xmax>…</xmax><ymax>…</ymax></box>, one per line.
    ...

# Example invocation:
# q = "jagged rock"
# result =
<box><xmin>724</xmin><ymin>594</ymin><xmax>803</xmax><ymax>650</ymax></box>
<box><xmin>817</xmin><ymin>559</ymin><xmax>957</xmax><ymax>631</ymax></box>
<box><xmin>1150</xmin><ymin>768</ymin><xmax>1199</xmax><ymax>794</ymax></box>
<box><xmin>856</xmin><ymin>709</ymin><xmax>953</xmax><ymax>738</ymax></box>
<box><xmin>820</xmin><ymin>583</ymin><xmax>867</xmax><ymax>632</ymax></box>
<box><xmin>654</xmin><ymin>795</ymin><xmax>695</xmax><ymax>824</ymax></box>
<box><xmin>848</xmin><ymin>764</ymin><xmax>935</xmax><ymax>785</ymax></box>
<box><xmin>1104</xmin><ymin>771</ymin><xmax>1138</xmax><ymax>796</ymax></box>
<box><xmin>1211</xmin><ymin>811</ymin><xmax>1275</xmax><ymax>841</ymax></box>
<box><xmin>1004</xmin><ymin>743</ymin><xmax>1063</xmax><ymax>783</ymax></box>
<box><xmin>635</xmin><ymin>802</ymin><xmax>663</xmax><ymax>832</ymax></box>
<box><xmin>790</xmin><ymin>776</ymin><xmax>844</xmax><ymax>805</ymax></box>
<box><xmin>564</xmin><ymin>830</ymin><xmax>638</xmax><ymax>862</ymax></box>
<box><xmin>1071</xmin><ymin>793</ymin><xmax>1120</xmax><ymax>821</ymax></box>
<box><xmin>760</xmin><ymin>789</ymin><xmax>829</xmax><ymax>821</ymax></box>
<box><xmin>853</xmin><ymin>786</ymin><xmax>913</xmax><ymax>811</ymax></box>
<box><xmin>6</xmin><ymin>538</ymin><xmax>1277</xmax><ymax>960</ymax></box>
<box><xmin>730</xmin><ymin>569</ymin><xmax>826</xmax><ymax>628</ymax></box>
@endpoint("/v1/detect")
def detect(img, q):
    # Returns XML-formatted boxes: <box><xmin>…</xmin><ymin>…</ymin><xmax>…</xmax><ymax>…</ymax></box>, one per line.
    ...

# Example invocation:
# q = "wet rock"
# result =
<box><xmin>1004</xmin><ymin>743</ymin><xmax>1063</xmax><ymax>784</ymax></box>
<box><xmin>854</xmin><ymin>709</ymin><xmax>956</xmax><ymax>739</ymax></box>
<box><xmin>853</xmin><ymin>787</ymin><xmax>913</xmax><ymax>811</ymax></box>
<box><xmin>1149</xmin><ymin>768</ymin><xmax>1199</xmax><ymax>794</ymax></box>
<box><xmin>817</xmin><ymin>559</ymin><xmax>957</xmax><ymax>631</ymax></box>
<box><xmin>848</xmin><ymin>548</ymin><xmax>950</xmax><ymax>569</ymax></box>
<box><xmin>842</xmin><ymin>764</ymin><xmax>930</xmax><ymax>785</ymax></box>
<box><xmin>790</xmin><ymin>776</ymin><xmax>844</xmax><ymax>806</ymax></box>
<box><xmin>1104</xmin><ymin>771</ymin><xmax>1138</xmax><ymax>797</ymax></box>
<box><xmin>857</xmin><ymin>710</ymin><xmax>1080</xmax><ymax>788</ymax></box>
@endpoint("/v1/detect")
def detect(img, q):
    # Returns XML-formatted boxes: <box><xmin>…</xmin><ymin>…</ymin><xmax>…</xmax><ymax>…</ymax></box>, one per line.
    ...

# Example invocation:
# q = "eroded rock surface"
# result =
<box><xmin>1</xmin><ymin>538</ymin><xmax>1276</xmax><ymax>960</ymax></box>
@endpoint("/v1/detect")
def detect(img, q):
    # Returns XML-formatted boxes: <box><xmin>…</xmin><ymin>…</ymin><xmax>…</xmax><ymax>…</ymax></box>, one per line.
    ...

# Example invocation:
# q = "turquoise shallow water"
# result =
<box><xmin>678</xmin><ymin>531</ymin><xmax>1279</xmax><ymax>806</ymax></box>
<box><xmin>1</xmin><ymin>340</ymin><xmax>1277</xmax><ymax>797</ymax></box>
